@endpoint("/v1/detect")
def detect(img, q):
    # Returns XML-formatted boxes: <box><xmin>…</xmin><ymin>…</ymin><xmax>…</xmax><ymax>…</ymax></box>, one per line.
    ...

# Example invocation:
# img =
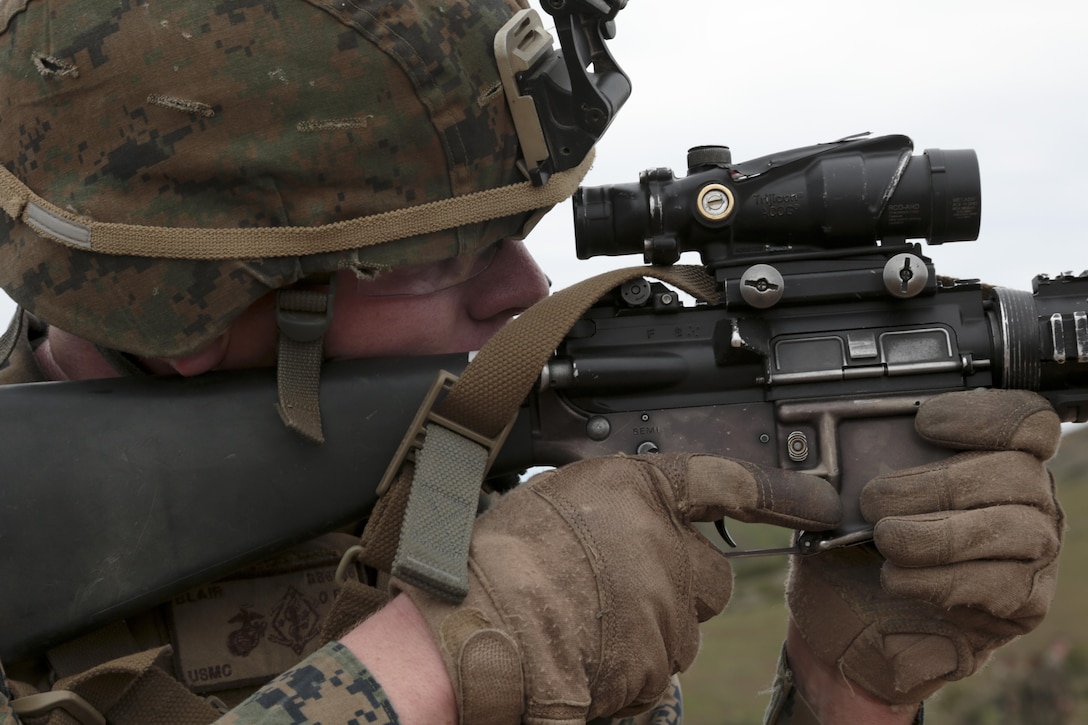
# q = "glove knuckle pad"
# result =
<box><xmin>458</xmin><ymin>628</ymin><xmax>525</xmax><ymax>724</ymax></box>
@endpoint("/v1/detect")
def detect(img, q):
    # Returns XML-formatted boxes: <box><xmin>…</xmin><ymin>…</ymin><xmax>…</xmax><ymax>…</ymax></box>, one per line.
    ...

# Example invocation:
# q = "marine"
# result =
<box><xmin>0</xmin><ymin>1</ymin><xmax>1065</xmax><ymax>723</ymax></box>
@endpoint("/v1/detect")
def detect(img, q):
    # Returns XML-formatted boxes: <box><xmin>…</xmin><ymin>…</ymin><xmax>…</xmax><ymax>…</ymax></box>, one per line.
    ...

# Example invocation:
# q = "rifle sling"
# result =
<box><xmin>388</xmin><ymin>265</ymin><xmax>721</xmax><ymax>600</ymax></box>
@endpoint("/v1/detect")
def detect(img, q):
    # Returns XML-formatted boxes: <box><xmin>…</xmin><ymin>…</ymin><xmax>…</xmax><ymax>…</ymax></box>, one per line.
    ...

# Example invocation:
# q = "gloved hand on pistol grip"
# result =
<box><xmin>398</xmin><ymin>453</ymin><xmax>842</xmax><ymax>724</ymax></box>
<box><xmin>787</xmin><ymin>389</ymin><xmax>1064</xmax><ymax>706</ymax></box>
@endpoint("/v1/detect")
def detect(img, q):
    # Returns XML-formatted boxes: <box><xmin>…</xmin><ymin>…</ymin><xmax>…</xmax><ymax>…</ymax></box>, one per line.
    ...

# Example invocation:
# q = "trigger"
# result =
<box><xmin>714</xmin><ymin>519</ymin><xmax>738</xmax><ymax>549</ymax></box>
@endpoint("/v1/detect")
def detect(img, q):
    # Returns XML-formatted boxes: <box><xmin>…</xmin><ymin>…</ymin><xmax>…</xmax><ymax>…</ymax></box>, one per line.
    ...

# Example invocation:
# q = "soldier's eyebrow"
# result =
<box><xmin>147</xmin><ymin>94</ymin><xmax>216</xmax><ymax>118</ymax></box>
<box><xmin>31</xmin><ymin>52</ymin><xmax>78</xmax><ymax>78</ymax></box>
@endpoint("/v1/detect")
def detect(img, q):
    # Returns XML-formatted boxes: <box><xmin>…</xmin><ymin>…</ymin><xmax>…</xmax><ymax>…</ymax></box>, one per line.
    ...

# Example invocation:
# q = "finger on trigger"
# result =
<box><xmin>682</xmin><ymin>455</ymin><xmax>841</xmax><ymax>531</ymax></box>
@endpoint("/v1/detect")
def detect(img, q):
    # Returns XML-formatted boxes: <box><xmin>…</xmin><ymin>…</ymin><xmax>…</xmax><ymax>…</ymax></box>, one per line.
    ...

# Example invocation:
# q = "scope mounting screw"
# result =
<box><xmin>740</xmin><ymin>264</ymin><xmax>785</xmax><ymax>308</ymax></box>
<box><xmin>696</xmin><ymin>183</ymin><xmax>735</xmax><ymax>222</ymax></box>
<box><xmin>883</xmin><ymin>253</ymin><xmax>929</xmax><ymax>298</ymax></box>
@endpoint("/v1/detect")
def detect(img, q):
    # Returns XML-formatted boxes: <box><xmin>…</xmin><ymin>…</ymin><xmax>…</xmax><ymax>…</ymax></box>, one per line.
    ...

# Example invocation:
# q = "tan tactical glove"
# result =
<box><xmin>787</xmin><ymin>389</ymin><xmax>1064</xmax><ymax>705</ymax></box>
<box><xmin>400</xmin><ymin>453</ymin><xmax>842</xmax><ymax>724</ymax></box>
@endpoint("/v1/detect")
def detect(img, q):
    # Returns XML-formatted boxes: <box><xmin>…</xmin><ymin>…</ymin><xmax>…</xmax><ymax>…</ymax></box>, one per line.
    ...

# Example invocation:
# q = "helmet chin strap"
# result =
<box><xmin>274</xmin><ymin>276</ymin><xmax>336</xmax><ymax>443</ymax></box>
<box><xmin>90</xmin><ymin>275</ymin><xmax>335</xmax><ymax>443</ymax></box>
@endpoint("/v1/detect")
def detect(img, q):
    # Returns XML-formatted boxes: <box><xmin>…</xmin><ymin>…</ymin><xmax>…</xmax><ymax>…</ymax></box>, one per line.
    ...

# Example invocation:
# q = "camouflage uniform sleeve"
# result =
<box><xmin>214</xmin><ymin>642</ymin><xmax>399</xmax><ymax>725</ymax></box>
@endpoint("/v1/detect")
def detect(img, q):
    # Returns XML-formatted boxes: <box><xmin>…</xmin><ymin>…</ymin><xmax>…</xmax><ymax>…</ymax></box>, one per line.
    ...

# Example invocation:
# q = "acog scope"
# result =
<box><xmin>573</xmin><ymin>134</ymin><xmax>981</xmax><ymax>268</ymax></box>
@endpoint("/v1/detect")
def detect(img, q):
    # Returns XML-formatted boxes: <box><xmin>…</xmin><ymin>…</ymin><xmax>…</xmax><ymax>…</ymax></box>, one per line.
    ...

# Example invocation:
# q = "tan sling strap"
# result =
<box><xmin>362</xmin><ymin>265</ymin><xmax>722</xmax><ymax>600</ymax></box>
<box><xmin>11</xmin><ymin>646</ymin><xmax>220</xmax><ymax>725</ymax></box>
<box><xmin>0</xmin><ymin>153</ymin><xmax>592</xmax><ymax>260</ymax></box>
<box><xmin>436</xmin><ymin>265</ymin><xmax>720</xmax><ymax>438</ymax></box>
<box><xmin>319</xmin><ymin>578</ymin><xmax>392</xmax><ymax>645</ymax></box>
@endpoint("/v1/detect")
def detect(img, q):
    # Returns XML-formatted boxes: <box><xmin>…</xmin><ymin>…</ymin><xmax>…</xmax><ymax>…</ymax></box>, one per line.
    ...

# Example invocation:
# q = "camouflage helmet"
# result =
<box><xmin>0</xmin><ymin>0</ymin><xmax>583</xmax><ymax>358</ymax></box>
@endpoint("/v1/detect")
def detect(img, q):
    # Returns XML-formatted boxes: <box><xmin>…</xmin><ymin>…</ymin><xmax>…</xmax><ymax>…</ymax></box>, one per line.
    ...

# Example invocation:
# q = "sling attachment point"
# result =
<box><xmin>380</xmin><ymin>370</ymin><xmax>515</xmax><ymax>602</ymax></box>
<box><xmin>12</xmin><ymin>691</ymin><xmax>106</xmax><ymax>725</ymax></box>
<box><xmin>335</xmin><ymin>545</ymin><xmax>366</xmax><ymax>588</ymax></box>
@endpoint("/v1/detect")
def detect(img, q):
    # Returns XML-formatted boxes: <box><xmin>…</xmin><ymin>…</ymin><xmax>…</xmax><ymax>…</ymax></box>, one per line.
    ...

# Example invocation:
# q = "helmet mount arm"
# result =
<box><xmin>495</xmin><ymin>2</ymin><xmax>630</xmax><ymax>187</ymax></box>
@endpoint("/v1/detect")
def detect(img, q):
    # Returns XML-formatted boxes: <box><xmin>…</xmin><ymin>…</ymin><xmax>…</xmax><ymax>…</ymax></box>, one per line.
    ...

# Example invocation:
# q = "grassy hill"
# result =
<box><xmin>679</xmin><ymin>425</ymin><xmax>1088</xmax><ymax>724</ymax></box>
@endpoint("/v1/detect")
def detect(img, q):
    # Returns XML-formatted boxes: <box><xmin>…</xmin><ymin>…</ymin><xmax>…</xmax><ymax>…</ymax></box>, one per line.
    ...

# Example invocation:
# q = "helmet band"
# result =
<box><xmin>0</xmin><ymin>151</ymin><xmax>593</xmax><ymax>261</ymax></box>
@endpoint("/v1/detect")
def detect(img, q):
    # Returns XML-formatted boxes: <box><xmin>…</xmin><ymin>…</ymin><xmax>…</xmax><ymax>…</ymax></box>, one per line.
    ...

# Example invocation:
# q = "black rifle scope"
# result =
<box><xmin>574</xmin><ymin>134</ymin><xmax>981</xmax><ymax>267</ymax></box>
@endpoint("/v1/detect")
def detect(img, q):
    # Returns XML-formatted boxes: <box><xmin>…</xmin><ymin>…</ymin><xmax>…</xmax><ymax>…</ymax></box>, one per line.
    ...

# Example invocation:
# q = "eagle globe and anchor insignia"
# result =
<box><xmin>225</xmin><ymin>586</ymin><xmax>322</xmax><ymax>657</ymax></box>
<box><xmin>171</xmin><ymin>563</ymin><xmax>346</xmax><ymax>691</ymax></box>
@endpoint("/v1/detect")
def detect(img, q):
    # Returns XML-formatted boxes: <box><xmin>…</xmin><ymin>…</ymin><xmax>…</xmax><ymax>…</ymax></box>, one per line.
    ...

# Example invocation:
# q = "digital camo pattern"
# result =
<box><xmin>0</xmin><ymin>0</ymin><xmax>530</xmax><ymax>357</ymax></box>
<box><xmin>0</xmin><ymin>640</ymin><xmax>680</xmax><ymax>725</ymax></box>
<box><xmin>2</xmin><ymin>643</ymin><xmax>682</xmax><ymax>725</ymax></box>
<box><xmin>215</xmin><ymin>642</ymin><xmax>682</xmax><ymax>725</ymax></box>
<box><xmin>214</xmin><ymin>642</ymin><xmax>399</xmax><ymax>725</ymax></box>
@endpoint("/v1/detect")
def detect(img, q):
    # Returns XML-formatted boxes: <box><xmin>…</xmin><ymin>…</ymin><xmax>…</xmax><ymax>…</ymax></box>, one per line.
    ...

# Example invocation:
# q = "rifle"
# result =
<box><xmin>2</xmin><ymin>133</ymin><xmax>1085</xmax><ymax>662</ymax></box>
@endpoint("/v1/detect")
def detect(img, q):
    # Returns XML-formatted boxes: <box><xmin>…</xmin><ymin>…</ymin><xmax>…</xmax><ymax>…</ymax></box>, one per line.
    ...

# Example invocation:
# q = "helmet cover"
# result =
<box><xmin>0</xmin><ymin>0</ymin><xmax>533</xmax><ymax>357</ymax></box>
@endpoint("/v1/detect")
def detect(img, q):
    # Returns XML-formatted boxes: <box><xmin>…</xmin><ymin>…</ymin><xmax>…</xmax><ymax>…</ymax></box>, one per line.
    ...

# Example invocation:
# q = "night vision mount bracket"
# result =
<box><xmin>495</xmin><ymin>0</ymin><xmax>631</xmax><ymax>186</ymax></box>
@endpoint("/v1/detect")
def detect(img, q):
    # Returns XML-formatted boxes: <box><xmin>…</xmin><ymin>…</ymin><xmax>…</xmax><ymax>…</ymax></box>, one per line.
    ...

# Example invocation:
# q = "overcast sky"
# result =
<box><xmin>525</xmin><ymin>0</ymin><xmax>1086</xmax><ymax>291</ymax></box>
<box><xmin>2</xmin><ymin>0</ymin><xmax>1084</xmax><ymax>325</ymax></box>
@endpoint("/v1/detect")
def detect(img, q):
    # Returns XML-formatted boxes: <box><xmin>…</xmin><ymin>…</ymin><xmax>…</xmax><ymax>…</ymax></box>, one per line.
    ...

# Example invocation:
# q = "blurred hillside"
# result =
<box><xmin>680</xmin><ymin>425</ymin><xmax>1088</xmax><ymax>724</ymax></box>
